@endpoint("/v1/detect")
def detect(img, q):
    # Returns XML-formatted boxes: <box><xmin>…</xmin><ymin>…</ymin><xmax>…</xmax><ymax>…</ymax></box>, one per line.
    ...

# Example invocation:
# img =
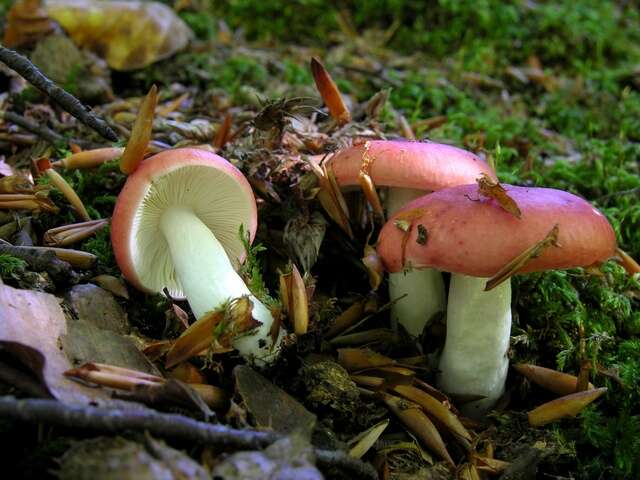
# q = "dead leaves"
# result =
<box><xmin>393</xmin><ymin>206</ymin><xmax>426</xmax><ymax>267</ymax></box>
<box><xmin>310</xmin><ymin>57</ymin><xmax>351</xmax><ymax>126</ymax></box>
<box><xmin>358</xmin><ymin>141</ymin><xmax>384</xmax><ymax>219</ymax></box>
<box><xmin>476</xmin><ymin>173</ymin><xmax>522</xmax><ymax>218</ymax></box>
<box><xmin>528</xmin><ymin>388</ymin><xmax>607</xmax><ymax>427</ymax></box>
<box><xmin>309</xmin><ymin>157</ymin><xmax>353</xmax><ymax>238</ymax></box>
<box><xmin>279</xmin><ymin>263</ymin><xmax>309</xmax><ymax>336</ymax></box>
<box><xmin>485</xmin><ymin>224</ymin><xmax>560</xmax><ymax>291</ymax></box>
<box><xmin>165</xmin><ymin>296</ymin><xmax>260</xmax><ymax>369</ymax></box>
<box><xmin>514</xmin><ymin>363</ymin><xmax>606</xmax><ymax>427</ymax></box>
<box><xmin>120</xmin><ymin>85</ymin><xmax>157</xmax><ymax>174</ymax></box>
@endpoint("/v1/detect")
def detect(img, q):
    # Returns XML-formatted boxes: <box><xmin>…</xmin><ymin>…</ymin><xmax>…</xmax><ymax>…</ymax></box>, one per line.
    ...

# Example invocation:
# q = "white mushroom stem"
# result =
<box><xmin>437</xmin><ymin>274</ymin><xmax>511</xmax><ymax>417</ymax></box>
<box><xmin>386</xmin><ymin>187</ymin><xmax>446</xmax><ymax>338</ymax></box>
<box><xmin>160</xmin><ymin>205</ymin><xmax>281</xmax><ymax>365</ymax></box>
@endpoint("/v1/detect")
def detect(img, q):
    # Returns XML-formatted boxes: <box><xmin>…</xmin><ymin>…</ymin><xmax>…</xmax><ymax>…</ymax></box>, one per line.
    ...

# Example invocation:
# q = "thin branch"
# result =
<box><xmin>0</xmin><ymin>47</ymin><xmax>118</xmax><ymax>142</ymax></box>
<box><xmin>0</xmin><ymin>111</ymin><xmax>64</xmax><ymax>144</ymax></box>
<box><xmin>0</xmin><ymin>396</ymin><xmax>378</xmax><ymax>479</ymax></box>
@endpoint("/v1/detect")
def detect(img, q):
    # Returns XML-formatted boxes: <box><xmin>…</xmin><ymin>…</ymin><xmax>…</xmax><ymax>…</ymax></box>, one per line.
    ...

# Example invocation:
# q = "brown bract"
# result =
<box><xmin>377</xmin><ymin>184</ymin><xmax>616</xmax><ymax>277</ymax></box>
<box><xmin>329</xmin><ymin>140</ymin><xmax>496</xmax><ymax>190</ymax></box>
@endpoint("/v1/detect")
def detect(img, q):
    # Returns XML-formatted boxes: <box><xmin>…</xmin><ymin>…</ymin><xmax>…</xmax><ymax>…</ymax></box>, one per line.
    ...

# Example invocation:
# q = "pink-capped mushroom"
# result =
<box><xmin>111</xmin><ymin>148</ymin><xmax>283</xmax><ymax>365</ymax></box>
<box><xmin>377</xmin><ymin>184</ymin><xmax>616</xmax><ymax>415</ymax></box>
<box><xmin>329</xmin><ymin>140</ymin><xmax>496</xmax><ymax>338</ymax></box>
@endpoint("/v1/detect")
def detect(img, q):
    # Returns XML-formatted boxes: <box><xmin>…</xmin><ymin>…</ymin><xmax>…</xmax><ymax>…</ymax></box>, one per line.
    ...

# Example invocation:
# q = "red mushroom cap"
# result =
<box><xmin>111</xmin><ymin>148</ymin><xmax>257</xmax><ymax>296</ymax></box>
<box><xmin>329</xmin><ymin>140</ymin><xmax>496</xmax><ymax>189</ymax></box>
<box><xmin>377</xmin><ymin>184</ymin><xmax>617</xmax><ymax>277</ymax></box>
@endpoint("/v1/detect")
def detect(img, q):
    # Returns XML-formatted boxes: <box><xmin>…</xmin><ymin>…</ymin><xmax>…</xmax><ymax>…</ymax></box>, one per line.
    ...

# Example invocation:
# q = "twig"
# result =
<box><xmin>0</xmin><ymin>111</ymin><xmax>64</xmax><ymax>144</ymax></box>
<box><xmin>0</xmin><ymin>241</ymin><xmax>79</xmax><ymax>284</ymax></box>
<box><xmin>0</xmin><ymin>47</ymin><xmax>118</xmax><ymax>142</ymax></box>
<box><xmin>0</xmin><ymin>396</ymin><xmax>378</xmax><ymax>479</ymax></box>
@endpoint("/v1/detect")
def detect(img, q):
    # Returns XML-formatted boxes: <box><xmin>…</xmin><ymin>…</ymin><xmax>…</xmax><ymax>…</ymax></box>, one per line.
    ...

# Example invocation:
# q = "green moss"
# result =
<box><xmin>0</xmin><ymin>254</ymin><xmax>27</xmax><ymax>277</ymax></box>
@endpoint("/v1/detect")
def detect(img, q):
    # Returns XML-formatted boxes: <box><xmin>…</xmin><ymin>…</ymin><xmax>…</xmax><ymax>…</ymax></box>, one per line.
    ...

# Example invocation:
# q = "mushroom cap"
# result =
<box><xmin>329</xmin><ymin>140</ymin><xmax>496</xmax><ymax>190</ymax></box>
<box><xmin>111</xmin><ymin>148</ymin><xmax>257</xmax><ymax>297</ymax></box>
<box><xmin>377</xmin><ymin>184</ymin><xmax>617</xmax><ymax>277</ymax></box>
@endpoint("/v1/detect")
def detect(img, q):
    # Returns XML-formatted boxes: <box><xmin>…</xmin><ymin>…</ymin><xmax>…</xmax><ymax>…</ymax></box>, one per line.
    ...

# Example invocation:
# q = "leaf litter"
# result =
<box><xmin>0</xmin><ymin>1</ymin><xmax>638</xmax><ymax>479</ymax></box>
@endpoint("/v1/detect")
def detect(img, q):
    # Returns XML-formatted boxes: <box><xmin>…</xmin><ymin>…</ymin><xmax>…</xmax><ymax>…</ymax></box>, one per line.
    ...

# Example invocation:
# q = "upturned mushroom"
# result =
<box><xmin>377</xmin><ymin>184</ymin><xmax>616</xmax><ymax>415</ymax></box>
<box><xmin>111</xmin><ymin>148</ymin><xmax>283</xmax><ymax>365</ymax></box>
<box><xmin>329</xmin><ymin>140</ymin><xmax>495</xmax><ymax>338</ymax></box>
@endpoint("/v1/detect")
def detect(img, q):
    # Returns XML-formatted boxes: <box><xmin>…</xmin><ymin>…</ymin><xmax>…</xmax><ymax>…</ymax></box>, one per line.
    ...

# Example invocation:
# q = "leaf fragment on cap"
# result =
<box><xmin>485</xmin><ymin>224</ymin><xmax>560</xmax><ymax>291</ymax></box>
<box><xmin>476</xmin><ymin>173</ymin><xmax>522</xmax><ymax>218</ymax></box>
<box><xmin>393</xmin><ymin>207</ymin><xmax>426</xmax><ymax>267</ymax></box>
<box><xmin>358</xmin><ymin>141</ymin><xmax>385</xmax><ymax>219</ymax></box>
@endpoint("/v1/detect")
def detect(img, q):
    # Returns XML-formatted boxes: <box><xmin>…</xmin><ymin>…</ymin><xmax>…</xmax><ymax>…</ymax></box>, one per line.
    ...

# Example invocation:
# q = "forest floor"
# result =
<box><xmin>0</xmin><ymin>1</ymin><xmax>638</xmax><ymax>479</ymax></box>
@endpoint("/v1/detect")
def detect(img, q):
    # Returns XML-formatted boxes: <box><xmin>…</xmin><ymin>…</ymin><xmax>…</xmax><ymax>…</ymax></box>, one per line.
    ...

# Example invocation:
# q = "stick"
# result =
<box><xmin>0</xmin><ymin>47</ymin><xmax>118</xmax><ymax>142</ymax></box>
<box><xmin>0</xmin><ymin>396</ymin><xmax>377</xmax><ymax>479</ymax></box>
<box><xmin>0</xmin><ymin>111</ymin><xmax>64</xmax><ymax>144</ymax></box>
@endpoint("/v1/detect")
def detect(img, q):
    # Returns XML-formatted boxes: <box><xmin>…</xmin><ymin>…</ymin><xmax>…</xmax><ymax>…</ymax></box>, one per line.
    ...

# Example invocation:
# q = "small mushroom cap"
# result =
<box><xmin>111</xmin><ymin>148</ymin><xmax>257</xmax><ymax>297</ymax></box>
<box><xmin>377</xmin><ymin>184</ymin><xmax>617</xmax><ymax>277</ymax></box>
<box><xmin>330</xmin><ymin>140</ymin><xmax>496</xmax><ymax>190</ymax></box>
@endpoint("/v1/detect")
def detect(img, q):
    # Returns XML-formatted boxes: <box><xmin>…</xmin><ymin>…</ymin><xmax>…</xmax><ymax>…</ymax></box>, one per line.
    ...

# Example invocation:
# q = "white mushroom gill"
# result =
<box><xmin>437</xmin><ymin>274</ymin><xmax>511</xmax><ymax>417</ymax></box>
<box><xmin>129</xmin><ymin>164</ymin><xmax>282</xmax><ymax>365</ymax></box>
<box><xmin>386</xmin><ymin>187</ymin><xmax>446</xmax><ymax>338</ymax></box>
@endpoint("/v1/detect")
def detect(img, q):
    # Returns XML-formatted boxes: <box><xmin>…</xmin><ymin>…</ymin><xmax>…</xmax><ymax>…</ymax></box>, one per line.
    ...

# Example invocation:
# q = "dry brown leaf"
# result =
<box><xmin>326</xmin><ymin>299</ymin><xmax>366</xmax><ymax>338</ymax></box>
<box><xmin>165</xmin><ymin>297</ymin><xmax>259</xmax><ymax>369</ymax></box>
<box><xmin>362</xmin><ymin>244</ymin><xmax>384</xmax><ymax>291</ymax></box>
<box><xmin>213</xmin><ymin>111</ymin><xmax>233</xmax><ymax>150</ymax></box>
<box><xmin>43</xmin><ymin>219</ymin><xmax>108</xmax><ymax>247</ymax></box>
<box><xmin>348</xmin><ymin>419</ymin><xmax>390</xmax><ymax>459</ymax></box>
<box><xmin>120</xmin><ymin>85</ymin><xmax>158</xmax><ymax>174</ymax></box>
<box><xmin>476</xmin><ymin>173</ymin><xmax>522</xmax><ymax>218</ymax></box>
<box><xmin>53</xmin><ymin>147</ymin><xmax>124</xmax><ymax>170</ymax></box>
<box><xmin>310</xmin><ymin>57</ymin><xmax>351</xmax><ymax>126</ymax></box>
<box><xmin>337</xmin><ymin>348</ymin><xmax>396</xmax><ymax>372</ymax></box>
<box><xmin>358</xmin><ymin>141</ymin><xmax>385</xmax><ymax>219</ymax></box>
<box><xmin>616</xmin><ymin>247</ymin><xmax>640</xmax><ymax>275</ymax></box>
<box><xmin>485</xmin><ymin>224</ymin><xmax>560</xmax><ymax>291</ymax></box>
<box><xmin>528</xmin><ymin>387</ymin><xmax>607</xmax><ymax>427</ymax></box>
<box><xmin>513</xmin><ymin>363</ymin><xmax>594</xmax><ymax>396</ymax></box>
<box><xmin>310</xmin><ymin>158</ymin><xmax>353</xmax><ymax>238</ymax></box>
<box><xmin>393</xmin><ymin>206</ymin><xmax>426</xmax><ymax>267</ymax></box>
<box><xmin>381</xmin><ymin>392</ymin><xmax>455</xmax><ymax>466</ymax></box>
<box><xmin>392</xmin><ymin>385</ymin><xmax>472</xmax><ymax>442</ymax></box>
<box><xmin>45</xmin><ymin>0</ymin><xmax>193</xmax><ymax>70</ymax></box>
<box><xmin>279</xmin><ymin>263</ymin><xmax>309</xmax><ymax>336</ymax></box>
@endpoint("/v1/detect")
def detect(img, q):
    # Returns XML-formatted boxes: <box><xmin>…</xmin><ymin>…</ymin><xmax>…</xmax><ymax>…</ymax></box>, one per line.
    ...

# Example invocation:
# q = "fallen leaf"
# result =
<box><xmin>310</xmin><ymin>57</ymin><xmax>351</xmax><ymax>126</ymax></box>
<box><xmin>381</xmin><ymin>392</ymin><xmax>454</xmax><ymax>466</ymax></box>
<box><xmin>485</xmin><ymin>224</ymin><xmax>560</xmax><ymax>291</ymax></box>
<box><xmin>476</xmin><ymin>173</ymin><xmax>522</xmax><ymax>218</ymax></box>
<box><xmin>392</xmin><ymin>384</ymin><xmax>472</xmax><ymax>442</ymax></box>
<box><xmin>120</xmin><ymin>85</ymin><xmax>157</xmax><ymax>174</ymax></box>
<box><xmin>528</xmin><ymin>387</ymin><xmax>607</xmax><ymax>427</ymax></box>
<box><xmin>513</xmin><ymin>363</ymin><xmax>594</xmax><ymax>396</ymax></box>
<box><xmin>348</xmin><ymin>419</ymin><xmax>389</xmax><ymax>458</ymax></box>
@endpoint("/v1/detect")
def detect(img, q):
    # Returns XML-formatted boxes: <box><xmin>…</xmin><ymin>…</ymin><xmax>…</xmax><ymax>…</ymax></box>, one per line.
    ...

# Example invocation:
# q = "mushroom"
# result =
<box><xmin>376</xmin><ymin>184</ymin><xmax>616</xmax><ymax>415</ymax></box>
<box><xmin>111</xmin><ymin>148</ymin><xmax>283</xmax><ymax>365</ymax></box>
<box><xmin>329</xmin><ymin>140</ymin><xmax>496</xmax><ymax>338</ymax></box>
